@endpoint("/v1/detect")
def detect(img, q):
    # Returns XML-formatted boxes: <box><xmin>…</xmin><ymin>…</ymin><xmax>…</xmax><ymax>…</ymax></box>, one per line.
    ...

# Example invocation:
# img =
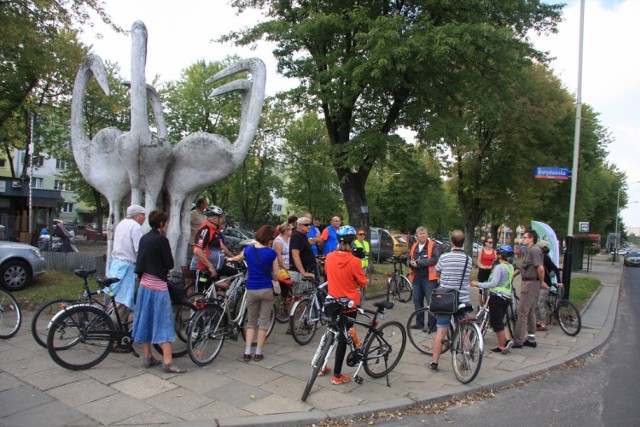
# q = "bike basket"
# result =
<box><xmin>293</xmin><ymin>280</ymin><xmax>314</xmax><ymax>296</ymax></box>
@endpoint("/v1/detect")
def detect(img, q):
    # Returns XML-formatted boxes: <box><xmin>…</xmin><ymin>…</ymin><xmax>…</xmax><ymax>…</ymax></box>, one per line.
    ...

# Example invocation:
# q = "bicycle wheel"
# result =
<box><xmin>556</xmin><ymin>300</ymin><xmax>582</xmax><ymax>336</ymax></box>
<box><xmin>301</xmin><ymin>332</ymin><xmax>335</xmax><ymax>402</ymax></box>
<box><xmin>451</xmin><ymin>322</ymin><xmax>483</xmax><ymax>384</ymax></box>
<box><xmin>185</xmin><ymin>292</ymin><xmax>206</xmax><ymax>309</ymax></box>
<box><xmin>0</xmin><ymin>290</ymin><xmax>22</xmax><ymax>339</ymax></box>
<box><xmin>407</xmin><ymin>308</ymin><xmax>451</xmax><ymax>355</ymax></box>
<box><xmin>386</xmin><ymin>277</ymin><xmax>397</xmax><ymax>303</ymax></box>
<box><xmin>187</xmin><ymin>305</ymin><xmax>226</xmax><ymax>366</ymax></box>
<box><xmin>32</xmin><ymin>299</ymin><xmax>80</xmax><ymax>348</ymax></box>
<box><xmin>274</xmin><ymin>294</ymin><xmax>289</xmax><ymax>323</ymax></box>
<box><xmin>47</xmin><ymin>305</ymin><xmax>115</xmax><ymax>370</ymax></box>
<box><xmin>240</xmin><ymin>304</ymin><xmax>275</xmax><ymax>345</ymax></box>
<box><xmin>289</xmin><ymin>298</ymin><xmax>318</xmax><ymax>345</ymax></box>
<box><xmin>363</xmin><ymin>321</ymin><xmax>406</xmax><ymax>378</ymax></box>
<box><xmin>153</xmin><ymin>300</ymin><xmax>198</xmax><ymax>358</ymax></box>
<box><xmin>396</xmin><ymin>276</ymin><xmax>413</xmax><ymax>303</ymax></box>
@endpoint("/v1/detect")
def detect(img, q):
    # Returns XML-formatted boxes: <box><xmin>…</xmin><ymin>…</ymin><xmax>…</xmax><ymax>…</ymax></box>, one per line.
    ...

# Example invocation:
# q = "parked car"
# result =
<box><xmin>83</xmin><ymin>223</ymin><xmax>108</xmax><ymax>240</ymax></box>
<box><xmin>0</xmin><ymin>242</ymin><xmax>47</xmax><ymax>291</ymax></box>
<box><xmin>370</xmin><ymin>227</ymin><xmax>394</xmax><ymax>263</ymax></box>
<box><xmin>391</xmin><ymin>235</ymin><xmax>409</xmax><ymax>256</ymax></box>
<box><xmin>624</xmin><ymin>251</ymin><xmax>640</xmax><ymax>267</ymax></box>
<box><xmin>611</xmin><ymin>248</ymin><xmax>628</xmax><ymax>257</ymax></box>
<box><xmin>221</xmin><ymin>228</ymin><xmax>256</xmax><ymax>254</ymax></box>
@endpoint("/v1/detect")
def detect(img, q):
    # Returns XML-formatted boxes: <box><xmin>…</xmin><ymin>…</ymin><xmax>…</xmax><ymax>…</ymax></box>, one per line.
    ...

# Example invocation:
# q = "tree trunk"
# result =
<box><xmin>338</xmin><ymin>171</ymin><xmax>369</xmax><ymax>230</ymax></box>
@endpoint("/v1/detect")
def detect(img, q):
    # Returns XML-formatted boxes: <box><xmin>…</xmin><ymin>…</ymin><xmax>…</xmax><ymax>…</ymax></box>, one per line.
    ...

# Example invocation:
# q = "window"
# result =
<box><xmin>56</xmin><ymin>159</ymin><xmax>69</xmax><ymax>170</ymax></box>
<box><xmin>61</xmin><ymin>203</ymin><xmax>74</xmax><ymax>213</ymax></box>
<box><xmin>0</xmin><ymin>159</ymin><xmax>7</xmax><ymax>168</ymax></box>
<box><xmin>273</xmin><ymin>204</ymin><xmax>283</xmax><ymax>213</ymax></box>
<box><xmin>31</xmin><ymin>177</ymin><xmax>43</xmax><ymax>188</ymax></box>
<box><xmin>32</xmin><ymin>155</ymin><xmax>45</xmax><ymax>167</ymax></box>
<box><xmin>54</xmin><ymin>180</ymin><xmax>73</xmax><ymax>191</ymax></box>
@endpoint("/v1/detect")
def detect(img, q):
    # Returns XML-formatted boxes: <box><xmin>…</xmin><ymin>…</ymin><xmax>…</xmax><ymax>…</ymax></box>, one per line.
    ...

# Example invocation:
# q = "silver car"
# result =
<box><xmin>0</xmin><ymin>242</ymin><xmax>47</xmax><ymax>291</ymax></box>
<box><xmin>624</xmin><ymin>251</ymin><xmax>640</xmax><ymax>267</ymax></box>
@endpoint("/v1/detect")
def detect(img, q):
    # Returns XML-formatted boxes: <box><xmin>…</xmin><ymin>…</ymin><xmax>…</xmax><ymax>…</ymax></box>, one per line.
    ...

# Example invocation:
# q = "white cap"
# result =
<box><xmin>126</xmin><ymin>204</ymin><xmax>146</xmax><ymax>216</ymax></box>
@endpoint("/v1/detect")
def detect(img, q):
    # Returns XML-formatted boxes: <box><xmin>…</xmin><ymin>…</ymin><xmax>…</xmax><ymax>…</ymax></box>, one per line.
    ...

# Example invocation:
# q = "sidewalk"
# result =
<box><xmin>0</xmin><ymin>255</ymin><xmax>621</xmax><ymax>427</ymax></box>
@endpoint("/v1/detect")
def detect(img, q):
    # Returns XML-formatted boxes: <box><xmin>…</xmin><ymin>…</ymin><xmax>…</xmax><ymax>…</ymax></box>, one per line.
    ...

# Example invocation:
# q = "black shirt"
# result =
<box><xmin>289</xmin><ymin>230</ymin><xmax>316</xmax><ymax>272</ymax></box>
<box><xmin>135</xmin><ymin>229</ymin><xmax>174</xmax><ymax>281</ymax></box>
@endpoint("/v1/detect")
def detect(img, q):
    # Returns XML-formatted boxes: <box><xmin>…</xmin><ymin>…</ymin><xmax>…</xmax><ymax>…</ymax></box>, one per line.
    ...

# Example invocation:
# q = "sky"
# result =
<box><xmin>79</xmin><ymin>0</ymin><xmax>640</xmax><ymax>228</ymax></box>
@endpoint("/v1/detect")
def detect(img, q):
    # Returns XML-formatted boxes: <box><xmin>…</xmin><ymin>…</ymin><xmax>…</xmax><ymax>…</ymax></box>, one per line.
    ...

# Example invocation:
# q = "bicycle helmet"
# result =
<box><xmin>497</xmin><ymin>244</ymin><xmax>514</xmax><ymax>258</ymax></box>
<box><xmin>337</xmin><ymin>225</ymin><xmax>357</xmax><ymax>244</ymax></box>
<box><xmin>203</xmin><ymin>205</ymin><xmax>224</xmax><ymax>217</ymax></box>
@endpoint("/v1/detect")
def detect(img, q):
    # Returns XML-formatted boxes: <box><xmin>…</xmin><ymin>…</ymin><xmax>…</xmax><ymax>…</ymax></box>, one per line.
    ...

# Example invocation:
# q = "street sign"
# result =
<box><xmin>579</xmin><ymin>222</ymin><xmax>589</xmax><ymax>232</ymax></box>
<box><xmin>534</xmin><ymin>167</ymin><xmax>571</xmax><ymax>180</ymax></box>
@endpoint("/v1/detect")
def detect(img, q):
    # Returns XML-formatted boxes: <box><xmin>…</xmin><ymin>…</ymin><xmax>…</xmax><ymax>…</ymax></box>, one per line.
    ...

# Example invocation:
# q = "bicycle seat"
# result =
<box><xmin>96</xmin><ymin>277</ymin><xmax>120</xmax><ymax>287</ymax></box>
<box><xmin>74</xmin><ymin>269</ymin><xmax>97</xmax><ymax>279</ymax></box>
<box><xmin>373</xmin><ymin>300</ymin><xmax>394</xmax><ymax>311</ymax></box>
<box><xmin>456</xmin><ymin>302</ymin><xmax>474</xmax><ymax>315</ymax></box>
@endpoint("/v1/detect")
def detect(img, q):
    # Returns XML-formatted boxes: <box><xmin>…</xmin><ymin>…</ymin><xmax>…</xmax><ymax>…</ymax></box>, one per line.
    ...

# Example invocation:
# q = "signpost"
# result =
<box><xmin>534</xmin><ymin>167</ymin><xmax>571</xmax><ymax>180</ymax></box>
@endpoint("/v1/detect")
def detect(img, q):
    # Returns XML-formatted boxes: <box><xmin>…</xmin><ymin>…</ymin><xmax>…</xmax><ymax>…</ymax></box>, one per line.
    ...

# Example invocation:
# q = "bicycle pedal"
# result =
<box><xmin>354</xmin><ymin>375</ymin><xmax>364</xmax><ymax>385</ymax></box>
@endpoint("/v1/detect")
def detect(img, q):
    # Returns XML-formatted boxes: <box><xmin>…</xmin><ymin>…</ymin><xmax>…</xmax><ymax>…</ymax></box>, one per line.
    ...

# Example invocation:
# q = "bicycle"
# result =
<box><xmin>545</xmin><ymin>285</ymin><xmax>581</xmax><ymax>336</ymax></box>
<box><xmin>273</xmin><ymin>277</ymin><xmax>294</xmax><ymax>323</ymax></box>
<box><xmin>288</xmin><ymin>278</ymin><xmax>328</xmax><ymax>345</ymax></box>
<box><xmin>0</xmin><ymin>288</ymin><xmax>22</xmax><ymax>339</ymax></box>
<box><xmin>31</xmin><ymin>270</ymin><xmax>108</xmax><ymax>348</ymax></box>
<box><xmin>301</xmin><ymin>299</ymin><xmax>406</xmax><ymax>402</ymax></box>
<box><xmin>187</xmin><ymin>270</ymin><xmax>275</xmax><ymax>366</ymax></box>
<box><xmin>46</xmin><ymin>270</ymin><xmax>137</xmax><ymax>370</ymax></box>
<box><xmin>386</xmin><ymin>255</ymin><xmax>412</xmax><ymax>303</ymax></box>
<box><xmin>407</xmin><ymin>303</ymin><xmax>483</xmax><ymax>384</ymax></box>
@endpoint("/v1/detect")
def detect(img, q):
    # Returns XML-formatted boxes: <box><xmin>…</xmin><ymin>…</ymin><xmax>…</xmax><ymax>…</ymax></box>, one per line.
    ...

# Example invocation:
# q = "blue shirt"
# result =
<box><xmin>243</xmin><ymin>246</ymin><xmax>277</xmax><ymax>290</ymax></box>
<box><xmin>307</xmin><ymin>225</ymin><xmax>320</xmax><ymax>256</ymax></box>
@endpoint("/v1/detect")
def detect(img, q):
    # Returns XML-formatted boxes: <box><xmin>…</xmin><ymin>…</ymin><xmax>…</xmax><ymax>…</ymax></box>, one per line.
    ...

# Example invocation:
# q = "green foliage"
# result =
<box><xmin>570</xmin><ymin>277</ymin><xmax>600</xmax><ymax>307</ymax></box>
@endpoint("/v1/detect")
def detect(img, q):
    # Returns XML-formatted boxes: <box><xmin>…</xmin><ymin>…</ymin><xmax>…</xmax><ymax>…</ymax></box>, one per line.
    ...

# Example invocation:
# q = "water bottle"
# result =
<box><xmin>348</xmin><ymin>327</ymin><xmax>361</xmax><ymax>348</ymax></box>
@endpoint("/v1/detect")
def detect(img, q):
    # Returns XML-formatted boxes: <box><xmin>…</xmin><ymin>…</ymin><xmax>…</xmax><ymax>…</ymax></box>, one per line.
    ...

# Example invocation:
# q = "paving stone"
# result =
<box><xmin>243</xmin><ymin>393</ymin><xmax>311</xmax><ymax>415</ymax></box>
<box><xmin>179</xmin><ymin>401</ymin><xmax>252</xmax><ymax>421</ymax></box>
<box><xmin>22</xmin><ymin>368</ymin><xmax>87</xmax><ymax>391</ymax></box>
<box><xmin>261</xmin><ymin>375</ymin><xmax>308</xmax><ymax>400</ymax></box>
<box><xmin>1</xmin><ymin>400</ymin><xmax>87</xmax><ymax>427</ymax></box>
<box><xmin>146</xmin><ymin>386</ymin><xmax>215</xmax><ymax>416</ymax></box>
<box><xmin>81</xmin><ymin>360</ymin><xmax>146</xmax><ymax>385</ymax></box>
<box><xmin>75</xmin><ymin>392</ymin><xmax>153</xmax><ymax>425</ymax></box>
<box><xmin>300</xmin><ymin>385</ymin><xmax>363</xmax><ymax>410</ymax></box>
<box><xmin>115</xmin><ymin>408</ymin><xmax>182</xmax><ymax>425</ymax></box>
<box><xmin>206</xmin><ymin>380</ymin><xmax>271</xmax><ymax>408</ymax></box>
<box><xmin>47</xmin><ymin>378</ymin><xmax>117</xmax><ymax>407</ymax></box>
<box><xmin>169</xmin><ymin>367</ymin><xmax>233</xmax><ymax>393</ymax></box>
<box><xmin>0</xmin><ymin>385</ymin><xmax>52</xmax><ymax>417</ymax></box>
<box><xmin>0</xmin><ymin>372</ymin><xmax>24</xmax><ymax>392</ymax></box>
<box><xmin>111</xmin><ymin>372</ymin><xmax>177</xmax><ymax>399</ymax></box>
<box><xmin>0</xmin><ymin>355</ymin><xmax>59</xmax><ymax>378</ymax></box>
<box><xmin>223</xmin><ymin>362</ymin><xmax>282</xmax><ymax>386</ymax></box>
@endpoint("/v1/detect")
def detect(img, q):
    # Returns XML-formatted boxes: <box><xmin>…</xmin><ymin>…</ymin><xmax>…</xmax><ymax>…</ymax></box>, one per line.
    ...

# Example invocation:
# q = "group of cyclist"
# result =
<box><xmin>181</xmin><ymin>203</ymin><xmax>561</xmax><ymax>382</ymax></box>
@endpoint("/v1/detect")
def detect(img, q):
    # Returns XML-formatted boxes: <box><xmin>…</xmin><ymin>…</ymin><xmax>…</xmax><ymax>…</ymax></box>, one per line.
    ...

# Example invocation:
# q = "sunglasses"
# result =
<box><xmin>486</xmin><ymin>241</ymin><xmax>493</xmax><ymax>244</ymax></box>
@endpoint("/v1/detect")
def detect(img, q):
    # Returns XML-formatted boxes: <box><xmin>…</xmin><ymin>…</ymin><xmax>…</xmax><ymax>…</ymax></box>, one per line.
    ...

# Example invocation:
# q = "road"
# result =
<box><xmin>350</xmin><ymin>265</ymin><xmax>640</xmax><ymax>427</ymax></box>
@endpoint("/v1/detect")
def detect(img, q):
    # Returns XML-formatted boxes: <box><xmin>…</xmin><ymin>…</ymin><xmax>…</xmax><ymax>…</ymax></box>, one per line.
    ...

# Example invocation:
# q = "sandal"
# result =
<box><xmin>317</xmin><ymin>366</ymin><xmax>331</xmax><ymax>377</ymax></box>
<box><xmin>143</xmin><ymin>356</ymin><xmax>162</xmax><ymax>368</ymax></box>
<box><xmin>162</xmin><ymin>363</ymin><xmax>187</xmax><ymax>374</ymax></box>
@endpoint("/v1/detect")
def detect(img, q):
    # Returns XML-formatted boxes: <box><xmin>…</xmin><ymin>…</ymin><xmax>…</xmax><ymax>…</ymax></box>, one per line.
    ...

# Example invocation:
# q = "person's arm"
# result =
<box><xmin>352</xmin><ymin>258</ymin><xmax>368</xmax><ymax>288</ymax></box>
<box><xmin>471</xmin><ymin>265</ymin><xmax>503</xmax><ymax>289</ymax></box>
<box><xmin>424</xmin><ymin>243</ymin><xmax>440</xmax><ymax>267</ymax></box>
<box><xmin>226</xmin><ymin>251</ymin><xmax>245</xmax><ymax>263</ymax></box>
<box><xmin>476</xmin><ymin>250</ymin><xmax>484</xmax><ymax>268</ymax></box>
<box><xmin>273</xmin><ymin>241</ymin><xmax>287</xmax><ymax>269</ymax></box>
<box><xmin>194</xmin><ymin>246</ymin><xmax>216</xmax><ymax>276</ymax></box>
<box><xmin>537</xmin><ymin>264</ymin><xmax>547</xmax><ymax>288</ymax></box>
<box><xmin>291</xmin><ymin>249</ymin><xmax>314</xmax><ymax>278</ymax></box>
<box><xmin>271</xmin><ymin>257</ymin><xmax>279</xmax><ymax>279</ymax></box>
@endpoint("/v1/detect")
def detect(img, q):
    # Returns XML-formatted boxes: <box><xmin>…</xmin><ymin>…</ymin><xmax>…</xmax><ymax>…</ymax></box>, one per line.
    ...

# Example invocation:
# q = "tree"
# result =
<box><xmin>1</xmin><ymin>1</ymin><xmax>120</xmax><ymax>173</ymax></box>
<box><xmin>225</xmin><ymin>0</ymin><xmax>563</xmax><ymax>230</ymax></box>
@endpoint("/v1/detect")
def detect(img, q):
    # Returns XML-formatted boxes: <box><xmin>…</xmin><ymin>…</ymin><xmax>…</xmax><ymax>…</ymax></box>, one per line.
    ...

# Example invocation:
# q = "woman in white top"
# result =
<box><xmin>273</xmin><ymin>222</ymin><xmax>293</xmax><ymax>270</ymax></box>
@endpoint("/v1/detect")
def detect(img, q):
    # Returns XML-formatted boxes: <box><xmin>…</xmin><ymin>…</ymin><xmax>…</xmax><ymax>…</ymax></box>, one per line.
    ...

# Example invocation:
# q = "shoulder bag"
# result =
<box><xmin>430</xmin><ymin>254</ymin><xmax>469</xmax><ymax>315</ymax></box>
<box><xmin>252</xmin><ymin>246</ymin><xmax>281</xmax><ymax>295</ymax></box>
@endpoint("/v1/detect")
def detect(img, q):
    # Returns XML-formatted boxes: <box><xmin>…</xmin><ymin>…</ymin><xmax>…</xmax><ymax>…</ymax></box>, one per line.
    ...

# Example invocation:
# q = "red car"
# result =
<box><xmin>83</xmin><ymin>223</ymin><xmax>107</xmax><ymax>240</ymax></box>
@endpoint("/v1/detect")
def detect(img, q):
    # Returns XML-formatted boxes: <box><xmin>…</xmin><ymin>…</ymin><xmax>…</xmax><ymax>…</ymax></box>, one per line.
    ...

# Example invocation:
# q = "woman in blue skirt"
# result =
<box><xmin>132</xmin><ymin>210</ymin><xmax>186</xmax><ymax>373</ymax></box>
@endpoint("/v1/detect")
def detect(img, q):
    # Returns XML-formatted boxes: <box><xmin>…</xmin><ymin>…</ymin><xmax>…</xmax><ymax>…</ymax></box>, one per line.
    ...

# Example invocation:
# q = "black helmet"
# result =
<box><xmin>203</xmin><ymin>205</ymin><xmax>224</xmax><ymax>217</ymax></box>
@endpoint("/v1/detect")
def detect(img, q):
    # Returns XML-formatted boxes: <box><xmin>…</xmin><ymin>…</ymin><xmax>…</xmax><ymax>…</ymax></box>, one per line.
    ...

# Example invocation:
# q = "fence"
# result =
<box><xmin>42</xmin><ymin>252</ymin><xmax>106</xmax><ymax>274</ymax></box>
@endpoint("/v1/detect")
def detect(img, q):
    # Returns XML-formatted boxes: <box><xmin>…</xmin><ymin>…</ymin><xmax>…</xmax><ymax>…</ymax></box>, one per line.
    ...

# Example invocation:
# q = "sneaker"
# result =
<box><xmin>331</xmin><ymin>374</ymin><xmax>351</xmax><ymax>385</ymax></box>
<box><xmin>428</xmin><ymin>362</ymin><xmax>438</xmax><ymax>371</ymax></box>
<box><xmin>536</xmin><ymin>324</ymin><xmax>547</xmax><ymax>331</ymax></box>
<box><xmin>523</xmin><ymin>340</ymin><xmax>537</xmax><ymax>348</ymax></box>
<box><xmin>491</xmin><ymin>347</ymin><xmax>503</xmax><ymax>353</ymax></box>
<box><xmin>502</xmin><ymin>340</ymin><xmax>514</xmax><ymax>354</ymax></box>
<box><xmin>409</xmin><ymin>323</ymin><xmax>425</xmax><ymax>330</ymax></box>
<box><xmin>243</xmin><ymin>353</ymin><xmax>251</xmax><ymax>362</ymax></box>
<box><xmin>317</xmin><ymin>366</ymin><xmax>332</xmax><ymax>377</ymax></box>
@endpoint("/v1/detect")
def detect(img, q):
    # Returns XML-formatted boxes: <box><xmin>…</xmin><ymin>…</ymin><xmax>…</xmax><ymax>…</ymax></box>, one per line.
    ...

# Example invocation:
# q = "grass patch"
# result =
<box><xmin>568</xmin><ymin>277</ymin><xmax>600</xmax><ymax>307</ymax></box>
<box><xmin>13</xmin><ymin>270</ymin><xmax>89</xmax><ymax>311</ymax></box>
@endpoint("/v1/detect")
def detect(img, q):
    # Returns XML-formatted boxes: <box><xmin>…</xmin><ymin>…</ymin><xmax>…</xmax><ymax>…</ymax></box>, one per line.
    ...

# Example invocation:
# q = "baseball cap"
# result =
<box><xmin>126</xmin><ymin>204</ymin><xmax>146</xmax><ymax>216</ymax></box>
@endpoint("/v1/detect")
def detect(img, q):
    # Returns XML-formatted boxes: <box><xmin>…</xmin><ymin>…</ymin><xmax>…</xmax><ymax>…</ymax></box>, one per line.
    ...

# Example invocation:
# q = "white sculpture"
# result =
<box><xmin>70</xmin><ymin>21</ymin><xmax>267</xmax><ymax>270</ymax></box>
